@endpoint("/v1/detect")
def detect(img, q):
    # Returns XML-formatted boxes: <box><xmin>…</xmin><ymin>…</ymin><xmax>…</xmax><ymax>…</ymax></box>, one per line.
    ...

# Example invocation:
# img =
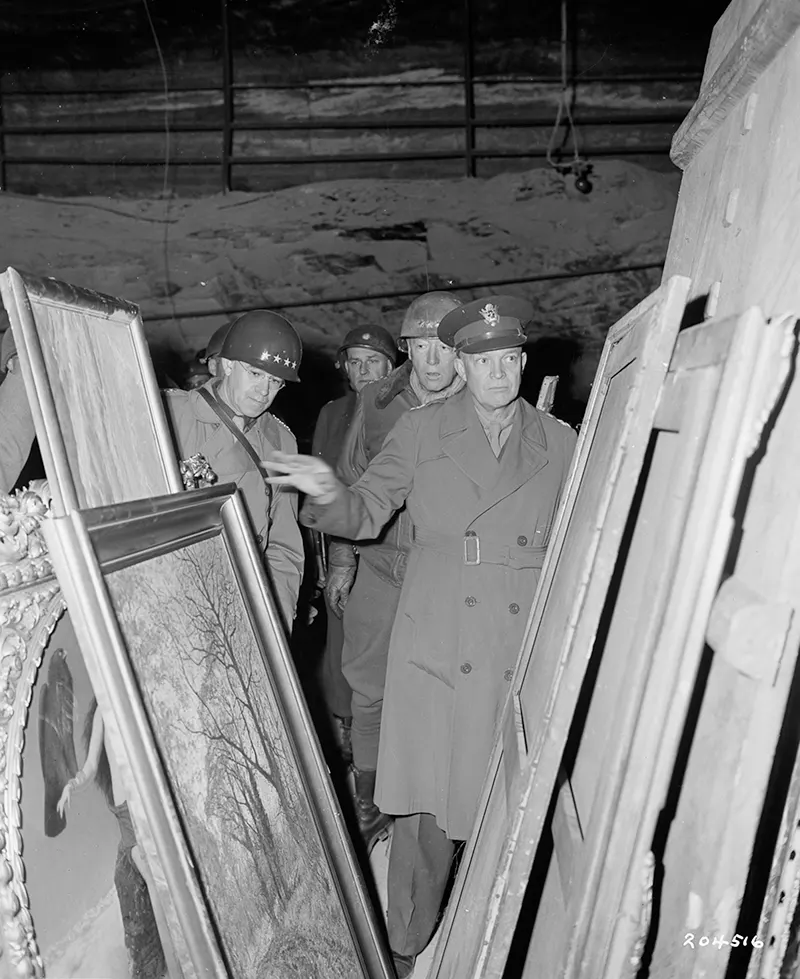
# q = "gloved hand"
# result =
<box><xmin>325</xmin><ymin>540</ymin><xmax>358</xmax><ymax>618</ymax></box>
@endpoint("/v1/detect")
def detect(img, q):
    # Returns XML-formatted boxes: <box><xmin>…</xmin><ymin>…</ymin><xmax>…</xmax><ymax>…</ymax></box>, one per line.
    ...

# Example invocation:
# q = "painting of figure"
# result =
<box><xmin>104</xmin><ymin>534</ymin><xmax>365</xmax><ymax>979</ymax></box>
<box><xmin>23</xmin><ymin>612</ymin><xmax>170</xmax><ymax>979</ymax></box>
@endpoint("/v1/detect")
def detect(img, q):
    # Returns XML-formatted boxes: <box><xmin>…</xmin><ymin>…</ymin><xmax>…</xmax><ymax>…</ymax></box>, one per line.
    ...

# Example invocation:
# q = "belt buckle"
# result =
<box><xmin>464</xmin><ymin>531</ymin><xmax>481</xmax><ymax>566</ymax></box>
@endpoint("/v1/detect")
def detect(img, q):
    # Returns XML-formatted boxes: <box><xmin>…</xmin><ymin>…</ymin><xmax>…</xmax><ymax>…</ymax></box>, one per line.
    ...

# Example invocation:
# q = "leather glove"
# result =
<box><xmin>325</xmin><ymin>540</ymin><xmax>357</xmax><ymax>618</ymax></box>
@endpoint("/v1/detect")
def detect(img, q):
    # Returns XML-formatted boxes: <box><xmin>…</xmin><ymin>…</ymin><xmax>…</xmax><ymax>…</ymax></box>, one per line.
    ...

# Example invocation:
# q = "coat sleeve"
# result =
<box><xmin>0</xmin><ymin>370</ymin><xmax>36</xmax><ymax>494</ymax></box>
<box><xmin>311</xmin><ymin>403</ymin><xmax>330</xmax><ymax>459</ymax></box>
<box><xmin>266</xmin><ymin>424</ymin><xmax>305</xmax><ymax>629</ymax></box>
<box><xmin>302</xmin><ymin>409</ymin><xmax>418</xmax><ymax>541</ymax></box>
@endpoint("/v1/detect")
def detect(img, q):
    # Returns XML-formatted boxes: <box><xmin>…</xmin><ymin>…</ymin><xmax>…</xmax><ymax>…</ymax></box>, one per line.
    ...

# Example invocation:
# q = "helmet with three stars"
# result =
<box><xmin>218</xmin><ymin>309</ymin><xmax>303</xmax><ymax>383</ymax></box>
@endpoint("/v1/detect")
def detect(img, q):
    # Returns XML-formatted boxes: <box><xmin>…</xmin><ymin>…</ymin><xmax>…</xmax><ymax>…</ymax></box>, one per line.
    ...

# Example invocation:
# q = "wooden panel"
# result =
<box><xmin>674</xmin><ymin>0</ymin><xmax>800</xmax><ymax>169</ymax></box>
<box><xmin>663</xmin><ymin>27</ymin><xmax>800</xmax><ymax>320</ymax></box>
<box><xmin>702</xmin><ymin>0</ymin><xmax>768</xmax><ymax>86</ymax></box>
<box><xmin>551</xmin><ymin>308</ymin><xmax>791</xmax><ymax>979</ymax></box>
<box><xmin>429</xmin><ymin>274</ymin><xmax>691</xmax><ymax>979</ymax></box>
<box><xmin>0</xmin><ymin>268</ymin><xmax>182</xmax><ymax>514</ymax></box>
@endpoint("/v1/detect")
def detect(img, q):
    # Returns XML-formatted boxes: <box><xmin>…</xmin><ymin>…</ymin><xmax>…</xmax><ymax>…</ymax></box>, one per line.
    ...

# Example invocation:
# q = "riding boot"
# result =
<box><xmin>332</xmin><ymin>713</ymin><xmax>353</xmax><ymax>768</ymax></box>
<box><xmin>352</xmin><ymin>767</ymin><xmax>392</xmax><ymax>853</ymax></box>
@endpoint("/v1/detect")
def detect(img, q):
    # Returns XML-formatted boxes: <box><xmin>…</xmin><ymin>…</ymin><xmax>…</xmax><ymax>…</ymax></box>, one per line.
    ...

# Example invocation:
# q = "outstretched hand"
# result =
<box><xmin>263</xmin><ymin>452</ymin><xmax>341</xmax><ymax>503</ymax></box>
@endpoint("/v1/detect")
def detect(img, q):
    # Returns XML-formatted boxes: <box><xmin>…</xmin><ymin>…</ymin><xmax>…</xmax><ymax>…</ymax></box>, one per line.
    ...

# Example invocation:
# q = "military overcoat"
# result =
<box><xmin>303</xmin><ymin>387</ymin><xmax>576</xmax><ymax>839</ymax></box>
<box><xmin>164</xmin><ymin>382</ymin><xmax>304</xmax><ymax>628</ymax></box>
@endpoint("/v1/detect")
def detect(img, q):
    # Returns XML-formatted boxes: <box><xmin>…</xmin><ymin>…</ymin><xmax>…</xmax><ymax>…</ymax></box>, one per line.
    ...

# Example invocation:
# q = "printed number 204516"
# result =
<box><xmin>684</xmin><ymin>934</ymin><xmax>764</xmax><ymax>949</ymax></box>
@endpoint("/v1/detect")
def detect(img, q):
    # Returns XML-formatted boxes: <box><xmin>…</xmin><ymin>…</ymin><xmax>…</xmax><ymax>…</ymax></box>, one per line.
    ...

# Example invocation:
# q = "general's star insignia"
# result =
<box><xmin>283</xmin><ymin>356</ymin><xmax>290</xmax><ymax>366</ymax></box>
<box><xmin>264</xmin><ymin>351</ymin><xmax>272</xmax><ymax>361</ymax></box>
<box><xmin>479</xmin><ymin>303</ymin><xmax>500</xmax><ymax>327</ymax></box>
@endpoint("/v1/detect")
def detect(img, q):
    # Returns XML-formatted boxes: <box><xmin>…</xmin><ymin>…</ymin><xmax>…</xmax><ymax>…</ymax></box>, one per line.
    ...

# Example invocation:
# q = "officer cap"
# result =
<box><xmin>219</xmin><ymin>309</ymin><xmax>303</xmax><ymax>383</ymax></box>
<box><xmin>438</xmin><ymin>295</ymin><xmax>532</xmax><ymax>355</ymax></box>
<box><xmin>200</xmin><ymin>321</ymin><xmax>233</xmax><ymax>364</ymax></box>
<box><xmin>336</xmin><ymin>325</ymin><xmax>397</xmax><ymax>367</ymax></box>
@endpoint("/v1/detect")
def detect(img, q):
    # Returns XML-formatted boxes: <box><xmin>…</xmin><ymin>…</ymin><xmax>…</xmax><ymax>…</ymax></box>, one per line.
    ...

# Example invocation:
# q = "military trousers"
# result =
<box><xmin>341</xmin><ymin>559</ymin><xmax>400</xmax><ymax>771</ymax></box>
<box><xmin>319</xmin><ymin>596</ymin><xmax>354</xmax><ymax>719</ymax></box>
<box><xmin>387</xmin><ymin>813</ymin><xmax>458</xmax><ymax>957</ymax></box>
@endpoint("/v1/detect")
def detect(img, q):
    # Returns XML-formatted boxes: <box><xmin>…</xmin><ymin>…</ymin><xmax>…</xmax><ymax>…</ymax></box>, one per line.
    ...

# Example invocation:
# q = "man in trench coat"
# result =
<box><xmin>266</xmin><ymin>295</ymin><xmax>576</xmax><ymax>976</ymax></box>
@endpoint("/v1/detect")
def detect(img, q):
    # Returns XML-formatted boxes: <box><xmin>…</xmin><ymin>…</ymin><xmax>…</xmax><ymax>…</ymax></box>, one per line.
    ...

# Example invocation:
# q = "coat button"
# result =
<box><xmin>517</xmin><ymin>535</ymin><xmax>528</xmax><ymax>546</ymax></box>
<box><xmin>461</xmin><ymin>663</ymin><xmax>473</xmax><ymax>674</ymax></box>
<box><xmin>504</xmin><ymin>669</ymin><xmax>514</xmax><ymax>682</ymax></box>
<box><xmin>465</xmin><ymin>596</ymin><xmax>477</xmax><ymax>607</ymax></box>
<box><xmin>509</xmin><ymin>603</ymin><xmax>520</xmax><ymax>614</ymax></box>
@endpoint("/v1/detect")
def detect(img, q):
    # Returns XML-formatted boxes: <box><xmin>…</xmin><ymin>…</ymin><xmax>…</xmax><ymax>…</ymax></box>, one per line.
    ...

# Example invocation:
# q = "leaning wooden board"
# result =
<box><xmin>529</xmin><ymin>308</ymin><xmax>792</xmax><ymax>979</ymax></box>
<box><xmin>645</xmin><ymin>0</ymin><xmax>800</xmax><ymax>976</ymax></box>
<box><xmin>429</xmin><ymin>274</ymin><xmax>691</xmax><ymax>979</ymax></box>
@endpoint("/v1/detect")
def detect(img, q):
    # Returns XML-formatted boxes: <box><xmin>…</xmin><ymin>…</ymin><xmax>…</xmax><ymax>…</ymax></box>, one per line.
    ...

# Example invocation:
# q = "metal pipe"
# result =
<box><xmin>0</xmin><ymin>144</ymin><xmax>673</xmax><ymax>167</ymax></box>
<box><xmin>0</xmin><ymin>73</ymin><xmax>702</xmax><ymax>97</ymax></box>
<box><xmin>463</xmin><ymin>0</ymin><xmax>476</xmax><ymax>177</ymax></box>
<box><xmin>220</xmin><ymin>0</ymin><xmax>233</xmax><ymax>193</ymax></box>
<box><xmin>140</xmin><ymin>261</ymin><xmax>665</xmax><ymax>324</ymax></box>
<box><xmin>0</xmin><ymin>112</ymin><xmax>686</xmax><ymax>137</ymax></box>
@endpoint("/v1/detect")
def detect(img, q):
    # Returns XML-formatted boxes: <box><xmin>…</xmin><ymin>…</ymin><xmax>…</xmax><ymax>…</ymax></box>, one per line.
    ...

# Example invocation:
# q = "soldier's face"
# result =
<box><xmin>343</xmin><ymin>346</ymin><xmax>393</xmax><ymax>393</ymax></box>
<box><xmin>408</xmin><ymin>337</ymin><xmax>458</xmax><ymax>392</ymax></box>
<box><xmin>456</xmin><ymin>348</ymin><xmax>526</xmax><ymax>410</ymax></box>
<box><xmin>218</xmin><ymin>357</ymin><xmax>285</xmax><ymax>417</ymax></box>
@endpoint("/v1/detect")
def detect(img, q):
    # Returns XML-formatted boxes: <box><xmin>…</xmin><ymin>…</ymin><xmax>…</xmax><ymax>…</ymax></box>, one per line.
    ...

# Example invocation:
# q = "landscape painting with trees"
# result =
<box><xmin>104</xmin><ymin>535</ymin><xmax>364</xmax><ymax>979</ymax></box>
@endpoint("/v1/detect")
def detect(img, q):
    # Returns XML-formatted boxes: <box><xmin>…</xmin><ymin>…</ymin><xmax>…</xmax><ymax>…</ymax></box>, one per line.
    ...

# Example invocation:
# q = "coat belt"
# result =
<box><xmin>412</xmin><ymin>528</ymin><xmax>548</xmax><ymax>570</ymax></box>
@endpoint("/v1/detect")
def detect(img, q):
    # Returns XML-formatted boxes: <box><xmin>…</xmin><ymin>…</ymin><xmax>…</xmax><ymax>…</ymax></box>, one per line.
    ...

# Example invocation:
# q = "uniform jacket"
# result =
<box><xmin>311</xmin><ymin>391</ymin><xmax>357</xmax><ymax>469</ymax></box>
<box><xmin>163</xmin><ymin>382</ymin><xmax>304</xmax><ymax>629</ymax></box>
<box><xmin>303</xmin><ymin>387</ymin><xmax>577</xmax><ymax>839</ymax></box>
<box><xmin>336</xmin><ymin>361</ymin><xmax>420</xmax><ymax>586</ymax></box>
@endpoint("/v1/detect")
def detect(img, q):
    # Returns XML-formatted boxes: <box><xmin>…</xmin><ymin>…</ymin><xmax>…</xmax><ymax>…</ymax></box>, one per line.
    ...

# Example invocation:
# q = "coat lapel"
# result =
<box><xmin>470</xmin><ymin>398</ymin><xmax>550</xmax><ymax>521</ymax></box>
<box><xmin>439</xmin><ymin>390</ymin><xmax>499</xmax><ymax>492</ymax></box>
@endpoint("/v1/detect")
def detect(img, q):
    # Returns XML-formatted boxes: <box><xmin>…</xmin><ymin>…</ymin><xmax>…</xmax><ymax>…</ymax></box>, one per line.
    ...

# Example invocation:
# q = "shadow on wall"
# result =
<box><xmin>272</xmin><ymin>345</ymin><xmax>354</xmax><ymax>452</ymax></box>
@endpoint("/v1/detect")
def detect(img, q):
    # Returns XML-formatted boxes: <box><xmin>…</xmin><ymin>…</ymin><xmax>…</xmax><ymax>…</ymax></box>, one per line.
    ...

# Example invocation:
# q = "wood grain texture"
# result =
<box><xmin>671</xmin><ymin>0</ymin><xmax>800</xmax><ymax>169</ymax></box>
<box><xmin>429</xmin><ymin>275</ymin><xmax>690</xmax><ymax>979</ymax></box>
<box><xmin>654</xmin><ymin>4</ymin><xmax>800</xmax><ymax>971</ymax></box>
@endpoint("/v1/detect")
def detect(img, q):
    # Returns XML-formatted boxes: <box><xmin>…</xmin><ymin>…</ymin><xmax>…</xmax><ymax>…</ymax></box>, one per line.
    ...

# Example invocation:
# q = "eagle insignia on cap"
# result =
<box><xmin>479</xmin><ymin>303</ymin><xmax>500</xmax><ymax>327</ymax></box>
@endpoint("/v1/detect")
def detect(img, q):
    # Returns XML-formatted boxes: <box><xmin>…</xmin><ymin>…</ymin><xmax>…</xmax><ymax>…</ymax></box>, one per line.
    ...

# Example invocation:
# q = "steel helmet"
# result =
<box><xmin>399</xmin><ymin>291</ymin><xmax>463</xmax><ymax>350</ymax></box>
<box><xmin>201</xmin><ymin>321</ymin><xmax>233</xmax><ymax>364</ymax></box>
<box><xmin>336</xmin><ymin>325</ymin><xmax>397</xmax><ymax>368</ymax></box>
<box><xmin>218</xmin><ymin>309</ymin><xmax>303</xmax><ymax>383</ymax></box>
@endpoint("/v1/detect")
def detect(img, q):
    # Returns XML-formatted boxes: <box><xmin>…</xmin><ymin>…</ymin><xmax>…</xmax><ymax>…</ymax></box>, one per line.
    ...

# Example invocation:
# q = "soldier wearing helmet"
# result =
<box><xmin>317</xmin><ymin>292</ymin><xmax>465</xmax><ymax>854</ymax></box>
<box><xmin>163</xmin><ymin>309</ymin><xmax>305</xmax><ymax>629</ymax></box>
<box><xmin>264</xmin><ymin>294</ymin><xmax>577</xmax><ymax>977</ymax></box>
<box><xmin>311</xmin><ymin>326</ymin><xmax>397</xmax><ymax>767</ymax></box>
<box><xmin>200</xmin><ymin>321</ymin><xmax>233</xmax><ymax>378</ymax></box>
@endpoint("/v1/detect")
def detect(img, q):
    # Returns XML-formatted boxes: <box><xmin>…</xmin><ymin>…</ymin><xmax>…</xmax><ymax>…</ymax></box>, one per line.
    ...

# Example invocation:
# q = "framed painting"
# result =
<box><xmin>0</xmin><ymin>481</ymin><xmax>184</xmax><ymax>979</ymax></box>
<box><xmin>430</xmin><ymin>274</ymin><xmax>692</xmax><ymax>979</ymax></box>
<box><xmin>0</xmin><ymin>267</ymin><xmax>182</xmax><ymax>516</ymax></box>
<box><xmin>42</xmin><ymin>484</ymin><xmax>394</xmax><ymax>979</ymax></box>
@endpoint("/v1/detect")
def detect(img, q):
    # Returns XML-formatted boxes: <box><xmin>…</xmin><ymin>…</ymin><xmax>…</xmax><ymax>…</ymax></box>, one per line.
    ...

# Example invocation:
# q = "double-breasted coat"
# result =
<box><xmin>303</xmin><ymin>387</ymin><xmax>576</xmax><ymax>839</ymax></box>
<box><xmin>164</xmin><ymin>382</ymin><xmax>304</xmax><ymax>629</ymax></box>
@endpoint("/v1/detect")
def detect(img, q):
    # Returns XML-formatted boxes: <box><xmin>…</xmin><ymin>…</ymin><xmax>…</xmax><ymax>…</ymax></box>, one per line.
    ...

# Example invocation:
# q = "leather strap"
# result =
<box><xmin>198</xmin><ymin>387</ymin><xmax>272</xmax><ymax>507</ymax></box>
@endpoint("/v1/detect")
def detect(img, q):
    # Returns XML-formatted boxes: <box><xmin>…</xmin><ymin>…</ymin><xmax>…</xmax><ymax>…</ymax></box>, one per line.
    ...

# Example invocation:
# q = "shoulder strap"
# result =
<box><xmin>198</xmin><ymin>388</ymin><xmax>273</xmax><ymax>507</ymax></box>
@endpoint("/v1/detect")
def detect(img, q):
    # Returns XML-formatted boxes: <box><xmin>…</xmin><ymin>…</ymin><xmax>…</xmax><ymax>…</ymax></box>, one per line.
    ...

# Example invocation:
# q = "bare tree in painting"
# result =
<box><xmin>129</xmin><ymin>541</ymin><xmax>341</xmax><ymax>974</ymax></box>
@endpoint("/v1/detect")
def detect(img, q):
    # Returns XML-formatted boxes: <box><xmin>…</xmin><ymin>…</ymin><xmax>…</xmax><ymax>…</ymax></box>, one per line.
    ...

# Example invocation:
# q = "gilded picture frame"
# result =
<box><xmin>43</xmin><ymin>484</ymin><xmax>394</xmax><ymax>979</ymax></box>
<box><xmin>0</xmin><ymin>266</ymin><xmax>182</xmax><ymax>516</ymax></box>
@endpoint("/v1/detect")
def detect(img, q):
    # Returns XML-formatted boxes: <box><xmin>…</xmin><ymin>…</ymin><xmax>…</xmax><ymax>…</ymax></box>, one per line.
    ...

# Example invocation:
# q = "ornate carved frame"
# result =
<box><xmin>0</xmin><ymin>482</ymin><xmax>62</xmax><ymax>979</ymax></box>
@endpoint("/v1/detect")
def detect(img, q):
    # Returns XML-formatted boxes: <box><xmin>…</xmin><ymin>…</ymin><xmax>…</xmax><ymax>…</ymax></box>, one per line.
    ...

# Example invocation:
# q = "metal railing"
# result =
<box><xmin>0</xmin><ymin>0</ymin><xmax>700</xmax><ymax>193</ymax></box>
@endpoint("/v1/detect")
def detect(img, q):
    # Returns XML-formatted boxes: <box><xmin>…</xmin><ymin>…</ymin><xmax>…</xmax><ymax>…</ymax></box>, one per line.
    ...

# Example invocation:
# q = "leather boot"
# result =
<box><xmin>332</xmin><ymin>714</ymin><xmax>353</xmax><ymax>768</ymax></box>
<box><xmin>352</xmin><ymin>767</ymin><xmax>392</xmax><ymax>853</ymax></box>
